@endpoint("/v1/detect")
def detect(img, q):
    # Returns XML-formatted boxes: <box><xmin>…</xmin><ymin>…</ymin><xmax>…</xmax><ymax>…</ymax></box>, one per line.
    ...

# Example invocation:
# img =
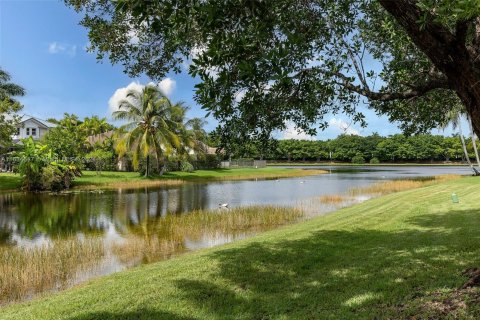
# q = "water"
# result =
<box><xmin>0</xmin><ymin>165</ymin><xmax>470</xmax><ymax>245</ymax></box>
<box><xmin>0</xmin><ymin>165</ymin><xmax>471</xmax><ymax>303</ymax></box>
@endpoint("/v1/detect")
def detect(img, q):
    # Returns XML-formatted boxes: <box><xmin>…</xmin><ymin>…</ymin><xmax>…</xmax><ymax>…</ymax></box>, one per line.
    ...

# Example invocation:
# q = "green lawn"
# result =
<box><xmin>0</xmin><ymin>168</ymin><xmax>324</xmax><ymax>191</ymax></box>
<box><xmin>2</xmin><ymin>177</ymin><xmax>480</xmax><ymax>319</ymax></box>
<box><xmin>73</xmin><ymin>168</ymin><xmax>325</xmax><ymax>188</ymax></box>
<box><xmin>0</xmin><ymin>173</ymin><xmax>21</xmax><ymax>191</ymax></box>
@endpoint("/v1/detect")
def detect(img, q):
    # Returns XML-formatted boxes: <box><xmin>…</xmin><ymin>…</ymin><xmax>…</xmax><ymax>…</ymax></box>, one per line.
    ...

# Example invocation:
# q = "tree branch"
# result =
<box><xmin>334</xmin><ymin>72</ymin><xmax>451</xmax><ymax>102</ymax></box>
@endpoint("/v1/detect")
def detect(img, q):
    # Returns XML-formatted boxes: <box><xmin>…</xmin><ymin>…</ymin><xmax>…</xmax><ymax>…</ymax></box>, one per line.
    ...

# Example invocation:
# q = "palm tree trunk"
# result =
<box><xmin>457</xmin><ymin>117</ymin><xmax>478</xmax><ymax>175</ymax></box>
<box><xmin>468</xmin><ymin>115</ymin><xmax>480</xmax><ymax>168</ymax></box>
<box><xmin>145</xmin><ymin>155</ymin><xmax>150</xmax><ymax>177</ymax></box>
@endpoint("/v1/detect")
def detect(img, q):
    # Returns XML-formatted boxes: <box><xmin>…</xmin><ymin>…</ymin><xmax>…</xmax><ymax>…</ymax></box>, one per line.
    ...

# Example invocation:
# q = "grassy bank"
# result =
<box><xmin>268</xmin><ymin>162</ymin><xmax>467</xmax><ymax>166</ymax></box>
<box><xmin>0</xmin><ymin>168</ymin><xmax>325</xmax><ymax>191</ymax></box>
<box><xmin>74</xmin><ymin>168</ymin><xmax>325</xmax><ymax>189</ymax></box>
<box><xmin>0</xmin><ymin>206</ymin><xmax>301</xmax><ymax>305</ymax></box>
<box><xmin>2</xmin><ymin>177</ymin><xmax>480</xmax><ymax>319</ymax></box>
<box><xmin>0</xmin><ymin>173</ymin><xmax>21</xmax><ymax>191</ymax></box>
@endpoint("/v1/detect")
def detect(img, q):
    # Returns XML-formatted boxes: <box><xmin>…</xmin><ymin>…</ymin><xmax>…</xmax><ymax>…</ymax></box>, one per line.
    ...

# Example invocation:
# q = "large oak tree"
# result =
<box><xmin>66</xmin><ymin>0</ymin><xmax>480</xmax><ymax>148</ymax></box>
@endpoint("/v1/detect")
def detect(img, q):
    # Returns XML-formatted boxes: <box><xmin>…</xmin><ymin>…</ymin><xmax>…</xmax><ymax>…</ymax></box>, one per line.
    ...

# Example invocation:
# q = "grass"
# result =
<box><xmin>0</xmin><ymin>238</ymin><xmax>104</xmax><ymax>304</ymax></box>
<box><xmin>2</xmin><ymin>176</ymin><xmax>480</xmax><ymax>318</ymax></box>
<box><xmin>0</xmin><ymin>168</ymin><xmax>325</xmax><ymax>191</ymax></box>
<box><xmin>73</xmin><ymin>168</ymin><xmax>325</xmax><ymax>189</ymax></box>
<box><xmin>0</xmin><ymin>173</ymin><xmax>21</xmax><ymax>191</ymax></box>
<box><xmin>316</xmin><ymin>194</ymin><xmax>352</xmax><ymax>204</ymax></box>
<box><xmin>348</xmin><ymin>174</ymin><xmax>460</xmax><ymax>196</ymax></box>
<box><xmin>159</xmin><ymin>168</ymin><xmax>326</xmax><ymax>181</ymax></box>
<box><xmin>268</xmin><ymin>162</ymin><xmax>467</xmax><ymax>166</ymax></box>
<box><xmin>0</xmin><ymin>206</ymin><xmax>302</xmax><ymax>305</ymax></box>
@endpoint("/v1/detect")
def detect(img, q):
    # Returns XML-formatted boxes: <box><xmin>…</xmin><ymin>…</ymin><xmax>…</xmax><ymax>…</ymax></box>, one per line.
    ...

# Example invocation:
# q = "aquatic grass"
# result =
<box><xmin>348</xmin><ymin>174</ymin><xmax>460</xmax><ymax>196</ymax></box>
<box><xmin>0</xmin><ymin>206</ymin><xmax>303</xmax><ymax>305</ymax></box>
<box><xmin>112</xmin><ymin>206</ymin><xmax>304</xmax><ymax>265</ymax></box>
<box><xmin>0</xmin><ymin>237</ymin><xmax>103</xmax><ymax>304</ymax></box>
<box><xmin>161</xmin><ymin>168</ymin><xmax>328</xmax><ymax>181</ymax></box>
<box><xmin>317</xmin><ymin>194</ymin><xmax>352</xmax><ymax>204</ymax></box>
<box><xmin>112</xmin><ymin>236</ymin><xmax>184</xmax><ymax>265</ymax></box>
<box><xmin>72</xmin><ymin>168</ymin><xmax>326</xmax><ymax>190</ymax></box>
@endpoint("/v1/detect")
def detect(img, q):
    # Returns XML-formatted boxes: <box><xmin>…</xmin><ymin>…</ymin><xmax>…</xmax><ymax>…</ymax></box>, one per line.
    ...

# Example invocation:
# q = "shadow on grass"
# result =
<box><xmin>69</xmin><ymin>309</ymin><xmax>197</xmax><ymax>320</ymax></box>
<box><xmin>171</xmin><ymin>209</ymin><xmax>480</xmax><ymax>319</ymax></box>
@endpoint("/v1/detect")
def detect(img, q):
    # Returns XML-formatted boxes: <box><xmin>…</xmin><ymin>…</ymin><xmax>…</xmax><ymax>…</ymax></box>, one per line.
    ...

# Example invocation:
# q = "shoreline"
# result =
<box><xmin>0</xmin><ymin>168</ymin><xmax>327</xmax><ymax>192</ymax></box>
<box><xmin>2</xmin><ymin>175</ymin><xmax>477</xmax><ymax>319</ymax></box>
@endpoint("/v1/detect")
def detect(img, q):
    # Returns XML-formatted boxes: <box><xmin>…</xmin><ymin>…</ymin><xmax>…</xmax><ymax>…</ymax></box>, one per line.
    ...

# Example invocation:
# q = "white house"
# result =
<box><xmin>11</xmin><ymin>115</ymin><xmax>55</xmax><ymax>143</ymax></box>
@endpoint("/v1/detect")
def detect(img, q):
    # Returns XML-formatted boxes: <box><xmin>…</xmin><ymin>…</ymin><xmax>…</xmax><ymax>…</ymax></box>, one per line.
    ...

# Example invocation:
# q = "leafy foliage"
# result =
<box><xmin>13</xmin><ymin>137</ymin><xmax>81</xmax><ymax>191</ymax></box>
<box><xmin>65</xmin><ymin>0</ymin><xmax>480</xmax><ymax>147</ymax></box>
<box><xmin>0</xmin><ymin>68</ymin><xmax>24</xmax><ymax>146</ymax></box>
<box><xmin>113</xmin><ymin>85</ymin><xmax>193</xmax><ymax>176</ymax></box>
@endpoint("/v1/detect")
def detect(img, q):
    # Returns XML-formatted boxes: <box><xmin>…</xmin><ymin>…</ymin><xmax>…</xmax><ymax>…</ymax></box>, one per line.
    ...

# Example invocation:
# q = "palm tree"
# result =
<box><xmin>467</xmin><ymin>115</ymin><xmax>480</xmax><ymax>168</ymax></box>
<box><xmin>112</xmin><ymin>85</ymin><xmax>183</xmax><ymax>176</ymax></box>
<box><xmin>0</xmin><ymin>68</ymin><xmax>25</xmax><ymax>100</ymax></box>
<box><xmin>440</xmin><ymin>106</ymin><xmax>479</xmax><ymax>175</ymax></box>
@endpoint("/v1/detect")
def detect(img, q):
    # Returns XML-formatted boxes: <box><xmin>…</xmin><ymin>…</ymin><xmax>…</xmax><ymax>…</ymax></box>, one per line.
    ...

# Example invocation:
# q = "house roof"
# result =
<box><xmin>17</xmin><ymin>115</ymin><xmax>56</xmax><ymax>128</ymax></box>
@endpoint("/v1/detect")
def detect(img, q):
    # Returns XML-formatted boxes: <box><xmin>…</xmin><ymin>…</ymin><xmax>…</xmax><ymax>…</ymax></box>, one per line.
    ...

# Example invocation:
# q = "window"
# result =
<box><xmin>15</xmin><ymin>128</ymin><xmax>20</xmax><ymax>136</ymax></box>
<box><xmin>31</xmin><ymin>128</ymin><xmax>36</xmax><ymax>136</ymax></box>
<box><xmin>26</xmin><ymin>128</ymin><xmax>30</xmax><ymax>136</ymax></box>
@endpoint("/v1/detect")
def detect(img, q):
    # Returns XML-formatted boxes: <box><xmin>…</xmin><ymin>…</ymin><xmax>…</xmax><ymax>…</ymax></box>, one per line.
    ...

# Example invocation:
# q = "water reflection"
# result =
<box><xmin>0</xmin><ymin>165</ymin><xmax>471</xmax><ymax>304</ymax></box>
<box><xmin>0</xmin><ymin>165</ymin><xmax>471</xmax><ymax>245</ymax></box>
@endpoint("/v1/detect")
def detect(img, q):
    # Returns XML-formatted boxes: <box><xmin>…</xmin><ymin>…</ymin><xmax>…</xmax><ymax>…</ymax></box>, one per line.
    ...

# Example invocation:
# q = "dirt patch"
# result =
<box><xmin>461</xmin><ymin>268</ymin><xmax>480</xmax><ymax>289</ymax></box>
<box><xmin>393</xmin><ymin>269</ymin><xmax>480</xmax><ymax>319</ymax></box>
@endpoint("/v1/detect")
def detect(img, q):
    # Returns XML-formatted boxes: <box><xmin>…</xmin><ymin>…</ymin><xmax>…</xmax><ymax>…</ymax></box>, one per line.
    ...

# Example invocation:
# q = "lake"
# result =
<box><xmin>0</xmin><ymin>165</ymin><xmax>472</xmax><ymax>303</ymax></box>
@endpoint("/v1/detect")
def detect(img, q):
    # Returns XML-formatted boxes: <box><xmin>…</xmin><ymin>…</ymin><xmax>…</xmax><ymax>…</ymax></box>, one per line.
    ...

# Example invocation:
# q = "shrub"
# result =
<box><xmin>351</xmin><ymin>153</ymin><xmax>365</xmax><ymax>164</ymax></box>
<box><xmin>180</xmin><ymin>161</ymin><xmax>194</xmax><ymax>172</ymax></box>
<box><xmin>14</xmin><ymin>137</ymin><xmax>81</xmax><ymax>191</ymax></box>
<box><xmin>369</xmin><ymin>157</ymin><xmax>380</xmax><ymax>164</ymax></box>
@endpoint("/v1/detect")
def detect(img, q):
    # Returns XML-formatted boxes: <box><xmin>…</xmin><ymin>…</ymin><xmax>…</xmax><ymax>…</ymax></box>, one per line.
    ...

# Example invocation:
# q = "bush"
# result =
<box><xmin>369</xmin><ymin>157</ymin><xmax>380</xmax><ymax>164</ymax></box>
<box><xmin>351</xmin><ymin>153</ymin><xmax>365</xmax><ymax>164</ymax></box>
<box><xmin>180</xmin><ymin>161</ymin><xmax>194</xmax><ymax>172</ymax></box>
<box><xmin>14</xmin><ymin>138</ymin><xmax>81</xmax><ymax>191</ymax></box>
<box><xmin>193</xmin><ymin>154</ymin><xmax>221</xmax><ymax>169</ymax></box>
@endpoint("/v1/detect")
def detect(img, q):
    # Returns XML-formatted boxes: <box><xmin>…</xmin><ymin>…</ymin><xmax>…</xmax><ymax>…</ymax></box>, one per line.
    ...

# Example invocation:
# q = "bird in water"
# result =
<box><xmin>219</xmin><ymin>203</ymin><xmax>229</xmax><ymax>208</ymax></box>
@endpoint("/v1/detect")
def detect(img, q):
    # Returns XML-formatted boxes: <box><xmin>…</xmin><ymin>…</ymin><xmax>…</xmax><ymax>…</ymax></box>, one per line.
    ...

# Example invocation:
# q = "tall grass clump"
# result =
<box><xmin>112</xmin><ymin>206</ymin><xmax>304</xmax><ymax>264</ymax></box>
<box><xmin>0</xmin><ymin>237</ymin><xmax>103</xmax><ymax>304</ymax></box>
<box><xmin>348</xmin><ymin>174</ymin><xmax>460</xmax><ymax>196</ymax></box>
<box><xmin>317</xmin><ymin>194</ymin><xmax>352</xmax><ymax>204</ymax></box>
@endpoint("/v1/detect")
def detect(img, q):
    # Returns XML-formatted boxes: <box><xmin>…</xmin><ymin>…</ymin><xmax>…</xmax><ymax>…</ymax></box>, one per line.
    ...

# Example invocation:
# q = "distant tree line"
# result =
<box><xmin>216</xmin><ymin>133</ymin><xmax>480</xmax><ymax>164</ymax></box>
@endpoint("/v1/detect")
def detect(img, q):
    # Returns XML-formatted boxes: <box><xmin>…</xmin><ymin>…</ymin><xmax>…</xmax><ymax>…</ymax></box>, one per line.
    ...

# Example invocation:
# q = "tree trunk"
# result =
<box><xmin>468</xmin><ymin>115</ymin><xmax>480</xmax><ymax>168</ymax></box>
<box><xmin>457</xmin><ymin>118</ymin><xmax>478</xmax><ymax>174</ymax></box>
<box><xmin>379</xmin><ymin>1</ymin><xmax>480</xmax><ymax>138</ymax></box>
<box><xmin>145</xmin><ymin>155</ymin><xmax>150</xmax><ymax>177</ymax></box>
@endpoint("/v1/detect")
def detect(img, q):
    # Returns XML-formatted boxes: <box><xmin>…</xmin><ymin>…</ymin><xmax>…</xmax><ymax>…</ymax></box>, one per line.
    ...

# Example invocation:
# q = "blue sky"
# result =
<box><xmin>0</xmin><ymin>0</ymin><xmax>456</xmax><ymax>139</ymax></box>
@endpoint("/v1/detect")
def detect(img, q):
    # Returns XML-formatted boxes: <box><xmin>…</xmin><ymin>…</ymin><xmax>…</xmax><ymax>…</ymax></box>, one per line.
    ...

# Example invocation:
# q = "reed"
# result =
<box><xmin>112</xmin><ymin>206</ymin><xmax>304</xmax><ymax>264</ymax></box>
<box><xmin>317</xmin><ymin>194</ymin><xmax>352</xmax><ymax>204</ymax></box>
<box><xmin>75</xmin><ymin>179</ymin><xmax>184</xmax><ymax>190</ymax></box>
<box><xmin>0</xmin><ymin>237</ymin><xmax>103</xmax><ymax>304</ymax></box>
<box><xmin>348</xmin><ymin>174</ymin><xmax>460</xmax><ymax>196</ymax></box>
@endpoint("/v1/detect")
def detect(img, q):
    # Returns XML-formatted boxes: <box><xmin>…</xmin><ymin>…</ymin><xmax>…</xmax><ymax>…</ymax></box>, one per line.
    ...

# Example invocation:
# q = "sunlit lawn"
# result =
<box><xmin>0</xmin><ymin>173</ymin><xmax>21</xmax><ymax>191</ymax></box>
<box><xmin>2</xmin><ymin>176</ymin><xmax>480</xmax><ymax>319</ymax></box>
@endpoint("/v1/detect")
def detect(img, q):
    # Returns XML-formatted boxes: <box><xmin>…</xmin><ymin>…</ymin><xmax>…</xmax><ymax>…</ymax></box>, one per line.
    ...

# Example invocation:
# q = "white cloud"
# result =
<box><xmin>281</xmin><ymin>122</ymin><xmax>316</xmax><ymax>140</ymax></box>
<box><xmin>158</xmin><ymin>78</ymin><xmax>176</xmax><ymax>96</ymax></box>
<box><xmin>329</xmin><ymin>118</ymin><xmax>360</xmax><ymax>136</ymax></box>
<box><xmin>108</xmin><ymin>78</ymin><xmax>177</xmax><ymax>114</ymax></box>
<box><xmin>108</xmin><ymin>82</ymin><xmax>144</xmax><ymax>114</ymax></box>
<box><xmin>235</xmin><ymin>90</ymin><xmax>246</xmax><ymax>103</ymax></box>
<box><xmin>48</xmin><ymin>42</ymin><xmax>77</xmax><ymax>57</ymax></box>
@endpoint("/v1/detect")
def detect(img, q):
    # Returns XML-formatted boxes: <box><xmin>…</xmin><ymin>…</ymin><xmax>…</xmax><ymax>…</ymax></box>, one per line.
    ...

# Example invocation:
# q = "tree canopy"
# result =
<box><xmin>0</xmin><ymin>68</ymin><xmax>24</xmax><ymax>146</ymax></box>
<box><xmin>65</xmin><ymin>0</ymin><xmax>480</xmax><ymax>149</ymax></box>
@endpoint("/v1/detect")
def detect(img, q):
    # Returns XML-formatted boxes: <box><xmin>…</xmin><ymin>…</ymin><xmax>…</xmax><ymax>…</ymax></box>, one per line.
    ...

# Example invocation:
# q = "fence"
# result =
<box><xmin>220</xmin><ymin>160</ymin><xmax>267</xmax><ymax>168</ymax></box>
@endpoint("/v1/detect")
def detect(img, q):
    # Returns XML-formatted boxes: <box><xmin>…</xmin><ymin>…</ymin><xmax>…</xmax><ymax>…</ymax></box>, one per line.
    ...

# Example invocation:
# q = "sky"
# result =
<box><xmin>0</xmin><ymin>0</ymin><xmax>458</xmax><ymax>140</ymax></box>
